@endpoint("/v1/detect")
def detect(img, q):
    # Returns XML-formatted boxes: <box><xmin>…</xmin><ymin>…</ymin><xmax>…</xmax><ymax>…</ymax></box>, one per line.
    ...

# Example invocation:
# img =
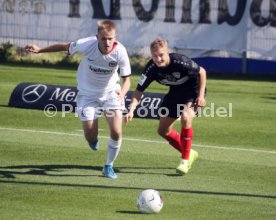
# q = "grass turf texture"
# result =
<box><xmin>0</xmin><ymin>63</ymin><xmax>276</xmax><ymax>220</ymax></box>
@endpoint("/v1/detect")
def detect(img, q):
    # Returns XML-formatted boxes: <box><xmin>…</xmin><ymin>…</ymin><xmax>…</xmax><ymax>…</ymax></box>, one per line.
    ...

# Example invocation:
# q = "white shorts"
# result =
<box><xmin>76</xmin><ymin>91</ymin><xmax>125</xmax><ymax>121</ymax></box>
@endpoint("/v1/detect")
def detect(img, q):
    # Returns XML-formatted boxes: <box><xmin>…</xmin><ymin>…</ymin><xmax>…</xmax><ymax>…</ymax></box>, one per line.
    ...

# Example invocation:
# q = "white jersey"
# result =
<box><xmin>68</xmin><ymin>36</ymin><xmax>131</xmax><ymax>96</ymax></box>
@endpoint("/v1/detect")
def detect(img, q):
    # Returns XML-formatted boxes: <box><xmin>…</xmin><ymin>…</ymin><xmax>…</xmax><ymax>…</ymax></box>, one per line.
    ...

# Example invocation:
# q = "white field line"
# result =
<box><xmin>0</xmin><ymin>127</ymin><xmax>275</xmax><ymax>155</ymax></box>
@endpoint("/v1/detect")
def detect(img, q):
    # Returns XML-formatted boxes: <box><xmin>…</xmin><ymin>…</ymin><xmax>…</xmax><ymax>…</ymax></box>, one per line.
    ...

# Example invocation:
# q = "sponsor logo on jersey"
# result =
<box><xmin>72</xmin><ymin>42</ymin><xmax>77</xmax><ymax>48</ymax></box>
<box><xmin>109</xmin><ymin>61</ymin><xmax>118</xmax><ymax>67</ymax></box>
<box><xmin>172</xmin><ymin>72</ymin><xmax>181</xmax><ymax>79</ymax></box>
<box><xmin>160</xmin><ymin>75</ymin><xmax>189</xmax><ymax>85</ymax></box>
<box><xmin>139</xmin><ymin>74</ymin><xmax>147</xmax><ymax>86</ymax></box>
<box><xmin>191</xmin><ymin>60</ymin><xmax>199</xmax><ymax>69</ymax></box>
<box><xmin>89</xmin><ymin>66</ymin><xmax>113</xmax><ymax>74</ymax></box>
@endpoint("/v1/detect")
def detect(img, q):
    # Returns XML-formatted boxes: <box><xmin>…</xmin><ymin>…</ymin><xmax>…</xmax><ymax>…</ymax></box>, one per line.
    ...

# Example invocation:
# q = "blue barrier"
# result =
<box><xmin>193</xmin><ymin>57</ymin><xmax>276</xmax><ymax>75</ymax></box>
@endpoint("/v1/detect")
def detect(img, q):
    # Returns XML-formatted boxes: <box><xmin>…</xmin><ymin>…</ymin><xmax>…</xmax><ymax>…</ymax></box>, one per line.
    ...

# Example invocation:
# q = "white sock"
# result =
<box><xmin>106</xmin><ymin>138</ymin><xmax>122</xmax><ymax>166</ymax></box>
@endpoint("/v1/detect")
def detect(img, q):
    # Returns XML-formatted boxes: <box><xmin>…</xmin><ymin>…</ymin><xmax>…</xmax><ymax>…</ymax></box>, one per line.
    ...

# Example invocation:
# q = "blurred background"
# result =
<box><xmin>1</xmin><ymin>0</ymin><xmax>276</xmax><ymax>75</ymax></box>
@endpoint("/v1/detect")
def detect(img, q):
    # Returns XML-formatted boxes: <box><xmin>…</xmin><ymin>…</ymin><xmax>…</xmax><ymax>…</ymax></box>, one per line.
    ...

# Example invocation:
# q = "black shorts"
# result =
<box><xmin>160</xmin><ymin>90</ymin><xmax>197</xmax><ymax>118</ymax></box>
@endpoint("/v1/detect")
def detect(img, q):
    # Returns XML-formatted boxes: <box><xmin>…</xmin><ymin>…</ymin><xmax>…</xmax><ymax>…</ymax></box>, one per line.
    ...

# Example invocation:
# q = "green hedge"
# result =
<box><xmin>0</xmin><ymin>43</ymin><xmax>149</xmax><ymax>74</ymax></box>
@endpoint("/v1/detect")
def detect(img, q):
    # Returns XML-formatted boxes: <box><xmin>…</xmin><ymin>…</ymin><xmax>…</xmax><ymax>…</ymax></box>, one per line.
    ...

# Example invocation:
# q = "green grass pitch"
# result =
<box><xmin>0</xmin><ymin>64</ymin><xmax>276</xmax><ymax>220</ymax></box>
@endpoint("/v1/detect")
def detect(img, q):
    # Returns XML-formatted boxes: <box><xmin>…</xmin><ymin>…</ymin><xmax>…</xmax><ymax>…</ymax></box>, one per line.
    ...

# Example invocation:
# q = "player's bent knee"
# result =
<box><xmin>181</xmin><ymin>109</ymin><xmax>194</xmax><ymax>121</ymax></box>
<box><xmin>157</xmin><ymin>127</ymin><xmax>168</xmax><ymax>138</ymax></box>
<box><xmin>110</xmin><ymin>132</ymin><xmax>121</xmax><ymax>141</ymax></box>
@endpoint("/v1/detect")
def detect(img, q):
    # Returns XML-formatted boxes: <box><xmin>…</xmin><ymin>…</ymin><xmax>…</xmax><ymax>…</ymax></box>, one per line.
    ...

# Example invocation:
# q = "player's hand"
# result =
<box><xmin>124</xmin><ymin>111</ymin><xmax>134</xmax><ymax>125</ymax></box>
<box><xmin>195</xmin><ymin>96</ymin><xmax>206</xmax><ymax>107</ymax></box>
<box><xmin>25</xmin><ymin>44</ymin><xmax>41</xmax><ymax>53</ymax></box>
<box><xmin>194</xmin><ymin>96</ymin><xmax>206</xmax><ymax>112</ymax></box>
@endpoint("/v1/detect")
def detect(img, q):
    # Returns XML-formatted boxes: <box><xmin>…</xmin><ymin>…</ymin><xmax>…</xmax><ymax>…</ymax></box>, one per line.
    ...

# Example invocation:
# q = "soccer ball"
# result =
<box><xmin>137</xmin><ymin>189</ymin><xmax>164</xmax><ymax>214</ymax></box>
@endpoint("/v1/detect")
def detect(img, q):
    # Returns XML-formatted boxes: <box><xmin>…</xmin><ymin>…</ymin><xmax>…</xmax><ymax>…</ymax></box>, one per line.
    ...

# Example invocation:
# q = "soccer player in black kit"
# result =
<box><xmin>125</xmin><ymin>38</ymin><xmax>207</xmax><ymax>175</ymax></box>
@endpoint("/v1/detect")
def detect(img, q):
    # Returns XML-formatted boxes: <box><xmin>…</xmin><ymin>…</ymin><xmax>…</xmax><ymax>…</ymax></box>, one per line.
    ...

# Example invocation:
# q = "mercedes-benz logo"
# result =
<box><xmin>22</xmin><ymin>84</ymin><xmax>47</xmax><ymax>103</ymax></box>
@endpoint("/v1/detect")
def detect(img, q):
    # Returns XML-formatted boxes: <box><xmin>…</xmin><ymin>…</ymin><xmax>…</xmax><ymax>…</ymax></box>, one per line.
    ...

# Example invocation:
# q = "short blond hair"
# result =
<box><xmin>97</xmin><ymin>20</ymin><xmax>116</xmax><ymax>33</ymax></box>
<box><xmin>150</xmin><ymin>38</ymin><xmax>168</xmax><ymax>51</ymax></box>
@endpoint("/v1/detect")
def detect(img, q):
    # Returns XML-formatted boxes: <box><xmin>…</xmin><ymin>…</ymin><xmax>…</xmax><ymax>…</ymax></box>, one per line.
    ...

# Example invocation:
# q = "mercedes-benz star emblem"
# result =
<box><xmin>22</xmin><ymin>84</ymin><xmax>47</xmax><ymax>103</ymax></box>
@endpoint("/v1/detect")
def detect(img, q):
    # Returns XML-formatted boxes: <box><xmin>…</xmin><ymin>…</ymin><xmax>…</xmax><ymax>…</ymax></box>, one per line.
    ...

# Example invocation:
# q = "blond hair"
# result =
<box><xmin>150</xmin><ymin>38</ymin><xmax>168</xmax><ymax>51</ymax></box>
<box><xmin>97</xmin><ymin>20</ymin><xmax>116</xmax><ymax>33</ymax></box>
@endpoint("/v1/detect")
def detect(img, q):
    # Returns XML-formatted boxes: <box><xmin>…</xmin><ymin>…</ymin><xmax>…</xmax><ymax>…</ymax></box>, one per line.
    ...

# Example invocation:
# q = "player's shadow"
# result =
<box><xmin>261</xmin><ymin>96</ymin><xmax>276</xmax><ymax>100</ymax></box>
<box><xmin>117</xmin><ymin>166</ymin><xmax>175</xmax><ymax>176</ymax></box>
<box><xmin>116</xmin><ymin>210</ymin><xmax>141</xmax><ymax>214</ymax></box>
<box><xmin>1</xmin><ymin>178</ymin><xmax>275</xmax><ymax>200</ymax></box>
<box><xmin>0</xmin><ymin>165</ymin><xmax>179</xmax><ymax>179</ymax></box>
<box><xmin>0</xmin><ymin>164</ymin><xmax>103</xmax><ymax>179</ymax></box>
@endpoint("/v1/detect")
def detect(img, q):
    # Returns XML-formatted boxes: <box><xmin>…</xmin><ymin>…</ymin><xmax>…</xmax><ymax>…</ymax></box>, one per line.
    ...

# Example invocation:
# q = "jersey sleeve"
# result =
<box><xmin>183</xmin><ymin>57</ymin><xmax>200</xmax><ymax>76</ymax></box>
<box><xmin>68</xmin><ymin>36</ymin><xmax>97</xmax><ymax>55</ymax></box>
<box><xmin>118</xmin><ymin>44</ymin><xmax>131</xmax><ymax>77</ymax></box>
<box><xmin>136</xmin><ymin>61</ymin><xmax>155</xmax><ymax>92</ymax></box>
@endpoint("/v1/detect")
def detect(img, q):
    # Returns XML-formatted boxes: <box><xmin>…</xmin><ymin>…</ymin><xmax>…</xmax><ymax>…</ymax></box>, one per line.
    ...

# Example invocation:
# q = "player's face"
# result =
<box><xmin>151</xmin><ymin>47</ymin><xmax>170</xmax><ymax>68</ymax></box>
<box><xmin>97</xmin><ymin>29</ymin><xmax>116</xmax><ymax>54</ymax></box>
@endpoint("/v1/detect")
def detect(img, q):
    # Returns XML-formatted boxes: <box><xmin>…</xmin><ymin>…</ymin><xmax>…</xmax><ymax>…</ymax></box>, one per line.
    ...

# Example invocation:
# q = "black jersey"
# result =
<box><xmin>136</xmin><ymin>53</ymin><xmax>200</xmax><ymax>93</ymax></box>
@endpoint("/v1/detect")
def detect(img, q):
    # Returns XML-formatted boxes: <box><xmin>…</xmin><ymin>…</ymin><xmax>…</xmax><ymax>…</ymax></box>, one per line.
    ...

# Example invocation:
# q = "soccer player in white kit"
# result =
<box><xmin>25</xmin><ymin>20</ymin><xmax>131</xmax><ymax>179</ymax></box>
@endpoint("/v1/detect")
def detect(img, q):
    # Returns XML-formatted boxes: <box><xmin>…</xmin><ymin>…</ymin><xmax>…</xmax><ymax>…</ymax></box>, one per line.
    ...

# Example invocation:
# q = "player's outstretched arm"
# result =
<box><xmin>25</xmin><ymin>43</ymin><xmax>70</xmax><ymax>54</ymax></box>
<box><xmin>195</xmin><ymin>66</ymin><xmax>207</xmax><ymax>108</ymax></box>
<box><xmin>125</xmin><ymin>90</ymin><xmax>143</xmax><ymax>125</ymax></box>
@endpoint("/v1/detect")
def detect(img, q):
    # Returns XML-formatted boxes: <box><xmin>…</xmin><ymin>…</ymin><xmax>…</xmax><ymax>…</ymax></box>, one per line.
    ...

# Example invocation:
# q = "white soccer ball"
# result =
<box><xmin>137</xmin><ymin>189</ymin><xmax>164</xmax><ymax>214</ymax></box>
